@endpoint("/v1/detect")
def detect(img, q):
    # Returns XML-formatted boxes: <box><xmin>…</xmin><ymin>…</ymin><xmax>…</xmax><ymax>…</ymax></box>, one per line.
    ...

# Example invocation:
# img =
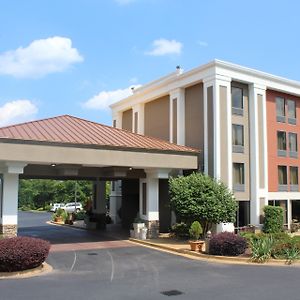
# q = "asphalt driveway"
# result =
<box><xmin>1</xmin><ymin>212</ymin><xmax>300</xmax><ymax>300</ymax></box>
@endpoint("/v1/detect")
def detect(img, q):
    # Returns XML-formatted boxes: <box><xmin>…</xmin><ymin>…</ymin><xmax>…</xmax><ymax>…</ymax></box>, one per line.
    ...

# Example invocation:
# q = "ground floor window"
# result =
<box><xmin>291</xmin><ymin>200</ymin><xmax>300</xmax><ymax>223</ymax></box>
<box><xmin>268</xmin><ymin>200</ymin><xmax>288</xmax><ymax>225</ymax></box>
<box><xmin>235</xmin><ymin>201</ymin><xmax>250</xmax><ymax>228</ymax></box>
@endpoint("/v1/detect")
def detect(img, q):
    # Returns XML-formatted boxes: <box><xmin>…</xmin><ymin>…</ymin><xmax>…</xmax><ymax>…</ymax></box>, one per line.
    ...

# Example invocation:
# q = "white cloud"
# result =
<box><xmin>0</xmin><ymin>36</ymin><xmax>83</xmax><ymax>78</ymax></box>
<box><xmin>197</xmin><ymin>40</ymin><xmax>208</xmax><ymax>47</ymax></box>
<box><xmin>0</xmin><ymin>100</ymin><xmax>38</xmax><ymax>127</ymax></box>
<box><xmin>145</xmin><ymin>39</ymin><xmax>183</xmax><ymax>56</ymax></box>
<box><xmin>83</xmin><ymin>85</ymin><xmax>141</xmax><ymax>110</ymax></box>
<box><xmin>115</xmin><ymin>0</ymin><xmax>136</xmax><ymax>5</ymax></box>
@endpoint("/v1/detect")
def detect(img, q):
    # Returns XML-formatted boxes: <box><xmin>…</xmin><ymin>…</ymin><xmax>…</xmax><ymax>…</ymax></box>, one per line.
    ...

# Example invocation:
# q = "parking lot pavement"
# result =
<box><xmin>1</xmin><ymin>211</ymin><xmax>300</xmax><ymax>300</ymax></box>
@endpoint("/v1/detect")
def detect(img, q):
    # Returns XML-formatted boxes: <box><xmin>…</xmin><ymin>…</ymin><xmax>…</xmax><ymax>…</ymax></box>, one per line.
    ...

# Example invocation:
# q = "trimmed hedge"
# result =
<box><xmin>209</xmin><ymin>232</ymin><xmax>247</xmax><ymax>256</ymax></box>
<box><xmin>263</xmin><ymin>206</ymin><xmax>284</xmax><ymax>234</ymax></box>
<box><xmin>0</xmin><ymin>237</ymin><xmax>50</xmax><ymax>272</ymax></box>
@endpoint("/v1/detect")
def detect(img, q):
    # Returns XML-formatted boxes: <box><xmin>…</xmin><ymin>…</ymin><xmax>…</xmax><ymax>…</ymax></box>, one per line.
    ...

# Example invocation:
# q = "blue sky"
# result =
<box><xmin>0</xmin><ymin>0</ymin><xmax>300</xmax><ymax>126</ymax></box>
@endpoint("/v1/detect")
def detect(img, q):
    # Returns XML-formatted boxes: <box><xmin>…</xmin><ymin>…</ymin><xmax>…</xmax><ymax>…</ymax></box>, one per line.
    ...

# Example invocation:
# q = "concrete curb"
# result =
<box><xmin>129</xmin><ymin>238</ymin><xmax>300</xmax><ymax>267</ymax></box>
<box><xmin>47</xmin><ymin>221</ymin><xmax>87</xmax><ymax>231</ymax></box>
<box><xmin>0</xmin><ymin>262</ymin><xmax>53</xmax><ymax>280</ymax></box>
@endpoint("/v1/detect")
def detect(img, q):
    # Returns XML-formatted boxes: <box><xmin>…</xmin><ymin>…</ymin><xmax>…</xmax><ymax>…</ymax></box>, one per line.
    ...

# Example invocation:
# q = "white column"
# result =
<box><xmin>139</xmin><ymin>169</ymin><xmax>170</xmax><ymax>238</ymax></box>
<box><xmin>132</xmin><ymin>103</ymin><xmax>145</xmax><ymax>134</ymax></box>
<box><xmin>112</xmin><ymin>111</ymin><xmax>122</xmax><ymax>129</ymax></box>
<box><xmin>169</xmin><ymin>88</ymin><xmax>185</xmax><ymax>145</ymax></box>
<box><xmin>203</xmin><ymin>81</ymin><xmax>209</xmax><ymax>175</ymax></box>
<box><xmin>260</xmin><ymin>87</ymin><xmax>268</xmax><ymax>203</ymax></box>
<box><xmin>249</xmin><ymin>83</ymin><xmax>266</xmax><ymax>225</ymax></box>
<box><xmin>203</xmin><ymin>75</ymin><xmax>231</xmax><ymax>180</ymax></box>
<box><xmin>169</xmin><ymin>95</ymin><xmax>174</xmax><ymax>143</ymax></box>
<box><xmin>0</xmin><ymin>162</ymin><xmax>26</xmax><ymax>236</ymax></box>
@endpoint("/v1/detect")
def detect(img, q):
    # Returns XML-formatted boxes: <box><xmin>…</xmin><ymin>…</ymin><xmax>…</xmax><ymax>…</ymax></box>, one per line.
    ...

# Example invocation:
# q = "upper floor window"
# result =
<box><xmin>233</xmin><ymin>163</ymin><xmax>245</xmax><ymax>192</ymax></box>
<box><xmin>287</xmin><ymin>99</ymin><xmax>296</xmax><ymax>125</ymax></box>
<box><xmin>232</xmin><ymin>87</ymin><xmax>243</xmax><ymax>116</ymax></box>
<box><xmin>232</xmin><ymin>124</ymin><xmax>244</xmax><ymax>153</ymax></box>
<box><xmin>277</xmin><ymin>131</ymin><xmax>287</xmax><ymax>157</ymax></box>
<box><xmin>276</xmin><ymin>97</ymin><xmax>285</xmax><ymax>122</ymax></box>
<box><xmin>278</xmin><ymin>165</ymin><xmax>288</xmax><ymax>191</ymax></box>
<box><xmin>290</xmin><ymin>166</ymin><xmax>299</xmax><ymax>191</ymax></box>
<box><xmin>289</xmin><ymin>132</ymin><xmax>298</xmax><ymax>158</ymax></box>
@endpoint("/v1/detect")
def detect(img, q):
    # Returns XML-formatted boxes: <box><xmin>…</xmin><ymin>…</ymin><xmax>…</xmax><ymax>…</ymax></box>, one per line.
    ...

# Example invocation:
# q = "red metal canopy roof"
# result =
<box><xmin>0</xmin><ymin>115</ymin><xmax>198</xmax><ymax>154</ymax></box>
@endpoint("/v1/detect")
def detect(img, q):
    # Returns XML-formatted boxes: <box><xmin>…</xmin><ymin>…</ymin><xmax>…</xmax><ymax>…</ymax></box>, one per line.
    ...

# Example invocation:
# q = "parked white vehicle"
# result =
<box><xmin>50</xmin><ymin>203</ymin><xmax>65</xmax><ymax>212</ymax></box>
<box><xmin>61</xmin><ymin>202</ymin><xmax>83</xmax><ymax>213</ymax></box>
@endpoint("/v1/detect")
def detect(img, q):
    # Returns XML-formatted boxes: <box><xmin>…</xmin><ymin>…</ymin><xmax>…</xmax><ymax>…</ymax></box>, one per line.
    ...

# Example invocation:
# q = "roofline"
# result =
<box><xmin>0</xmin><ymin>137</ymin><xmax>200</xmax><ymax>156</ymax></box>
<box><xmin>110</xmin><ymin>59</ymin><xmax>300</xmax><ymax>110</ymax></box>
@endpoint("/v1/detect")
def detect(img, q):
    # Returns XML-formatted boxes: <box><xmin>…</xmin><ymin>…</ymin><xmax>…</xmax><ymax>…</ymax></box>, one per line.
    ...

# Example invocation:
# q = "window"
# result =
<box><xmin>232</xmin><ymin>124</ymin><xmax>244</xmax><ymax>153</ymax></box>
<box><xmin>236</xmin><ymin>201</ymin><xmax>250</xmax><ymax>228</ymax></box>
<box><xmin>277</xmin><ymin>131</ymin><xmax>286</xmax><ymax>156</ymax></box>
<box><xmin>276</xmin><ymin>97</ymin><xmax>285</xmax><ymax>122</ymax></box>
<box><xmin>113</xmin><ymin>120</ymin><xmax>117</xmax><ymax>128</ymax></box>
<box><xmin>268</xmin><ymin>200</ymin><xmax>288</xmax><ymax>225</ymax></box>
<box><xmin>232</xmin><ymin>87</ymin><xmax>243</xmax><ymax>115</ymax></box>
<box><xmin>289</xmin><ymin>132</ymin><xmax>298</xmax><ymax>158</ymax></box>
<box><xmin>290</xmin><ymin>166</ymin><xmax>298</xmax><ymax>191</ymax></box>
<box><xmin>233</xmin><ymin>163</ymin><xmax>245</xmax><ymax>191</ymax></box>
<box><xmin>287</xmin><ymin>99</ymin><xmax>296</xmax><ymax>124</ymax></box>
<box><xmin>278</xmin><ymin>166</ymin><xmax>288</xmax><ymax>191</ymax></box>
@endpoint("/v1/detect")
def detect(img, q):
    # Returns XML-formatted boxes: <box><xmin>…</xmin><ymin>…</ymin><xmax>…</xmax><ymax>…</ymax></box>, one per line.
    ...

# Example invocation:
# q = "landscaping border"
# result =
<box><xmin>129</xmin><ymin>238</ymin><xmax>300</xmax><ymax>267</ymax></box>
<box><xmin>0</xmin><ymin>262</ymin><xmax>53</xmax><ymax>280</ymax></box>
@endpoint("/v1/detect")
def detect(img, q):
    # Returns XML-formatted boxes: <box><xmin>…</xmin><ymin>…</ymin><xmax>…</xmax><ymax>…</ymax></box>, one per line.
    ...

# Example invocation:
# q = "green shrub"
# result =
<box><xmin>169</xmin><ymin>173</ymin><xmax>237</xmax><ymax>233</ymax></box>
<box><xmin>263</xmin><ymin>206</ymin><xmax>284</xmax><ymax>234</ymax></box>
<box><xmin>250</xmin><ymin>236</ymin><xmax>274</xmax><ymax>263</ymax></box>
<box><xmin>75</xmin><ymin>210</ymin><xmax>86</xmax><ymax>220</ymax></box>
<box><xmin>171</xmin><ymin>222</ymin><xmax>190</xmax><ymax>239</ymax></box>
<box><xmin>189</xmin><ymin>221</ymin><xmax>203</xmax><ymax>240</ymax></box>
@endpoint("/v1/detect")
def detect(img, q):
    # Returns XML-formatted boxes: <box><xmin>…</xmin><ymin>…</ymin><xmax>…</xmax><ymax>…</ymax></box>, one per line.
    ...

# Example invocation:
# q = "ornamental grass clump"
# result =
<box><xmin>0</xmin><ymin>236</ymin><xmax>50</xmax><ymax>272</ymax></box>
<box><xmin>250</xmin><ymin>235</ymin><xmax>274</xmax><ymax>263</ymax></box>
<box><xmin>209</xmin><ymin>232</ymin><xmax>247</xmax><ymax>256</ymax></box>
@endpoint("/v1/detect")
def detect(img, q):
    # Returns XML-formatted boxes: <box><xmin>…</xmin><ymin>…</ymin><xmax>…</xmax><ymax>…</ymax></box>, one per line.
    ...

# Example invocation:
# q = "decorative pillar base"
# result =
<box><xmin>0</xmin><ymin>224</ymin><xmax>17</xmax><ymax>237</ymax></box>
<box><xmin>145</xmin><ymin>220</ymin><xmax>160</xmax><ymax>239</ymax></box>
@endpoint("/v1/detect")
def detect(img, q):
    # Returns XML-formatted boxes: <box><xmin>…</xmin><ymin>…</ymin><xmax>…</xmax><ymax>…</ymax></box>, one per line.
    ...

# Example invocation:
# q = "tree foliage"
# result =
<box><xmin>18</xmin><ymin>179</ymin><xmax>93</xmax><ymax>210</ymax></box>
<box><xmin>169</xmin><ymin>172</ymin><xmax>237</xmax><ymax>233</ymax></box>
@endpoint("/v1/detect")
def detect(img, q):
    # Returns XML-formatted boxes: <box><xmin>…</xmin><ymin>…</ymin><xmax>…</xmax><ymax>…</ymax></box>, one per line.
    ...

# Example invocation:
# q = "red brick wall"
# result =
<box><xmin>267</xmin><ymin>90</ymin><xmax>300</xmax><ymax>191</ymax></box>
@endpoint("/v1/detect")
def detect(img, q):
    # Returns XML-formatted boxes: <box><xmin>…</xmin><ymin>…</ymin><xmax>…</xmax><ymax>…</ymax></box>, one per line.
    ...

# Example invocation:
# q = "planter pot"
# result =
<box><xmin>133</xmin><ymin>222</ymin><xmax>145</xmax><ymax>239</ymax></box>
<box><xmin>130</xmin><ymin>229</ymin><xmax>135</xmax><ymax>238</ymax></box>
<box><xmin>54</xmin><ymin>216</ymin><xmax>63</xmax><ymax>223</ymax></box>
<box><xmin>139</xmin><ymin>228</ymin><xmax>148</xmax><ymax>240</ymax></box>
<box><xmin>189</xmin><ymin>241</ymin><xmax>204</xmax><ymax>251</ymax></box>
<box><xmin>197</xmin><ymin>241</ymin><xmax>205</xmax><ymax>252</ymax></box>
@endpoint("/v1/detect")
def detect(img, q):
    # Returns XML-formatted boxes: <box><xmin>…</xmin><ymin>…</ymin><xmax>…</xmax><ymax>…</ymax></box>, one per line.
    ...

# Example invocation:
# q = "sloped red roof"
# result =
<box><xmin>0</xmin><ymin>115</ymin><xmax>199</xmax><ymax>154</ymax></box>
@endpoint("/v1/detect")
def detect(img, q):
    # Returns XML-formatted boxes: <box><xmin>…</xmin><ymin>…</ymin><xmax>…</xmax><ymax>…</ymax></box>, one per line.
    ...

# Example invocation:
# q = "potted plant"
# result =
<box><xmin>52</xmin><ymin>208</ymin><xmax>64</xmax><ymax>223</ymax></box>
<box><xmin>189</xmin><ymin>221</ymin><xmax>204</xmax><ymax>251</ymax></box>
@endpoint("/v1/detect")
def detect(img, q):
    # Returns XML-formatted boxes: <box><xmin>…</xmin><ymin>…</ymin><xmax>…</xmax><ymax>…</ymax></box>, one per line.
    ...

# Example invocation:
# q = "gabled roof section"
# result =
<box><xmin>0</xmin><ymin>115</ymin><xmax>198</xmax><ymax>154</ymax></box>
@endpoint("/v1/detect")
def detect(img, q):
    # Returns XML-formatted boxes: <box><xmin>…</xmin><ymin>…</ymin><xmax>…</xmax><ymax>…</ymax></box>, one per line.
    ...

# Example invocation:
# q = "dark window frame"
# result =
<box><xmin>231</xmin><ymin>86</ymin><xmax>244</xmax><ymax>115</ymax></box>
<box><xmin>276</xmin><ymin>97</ymin><xmax>286</xmax><ymax>123</ymax></box>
